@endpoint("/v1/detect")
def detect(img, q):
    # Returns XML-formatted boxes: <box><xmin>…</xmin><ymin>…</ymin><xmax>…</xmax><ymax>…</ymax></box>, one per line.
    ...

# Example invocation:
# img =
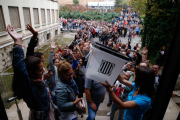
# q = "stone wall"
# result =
<box><xmin>0</xmin><ymin>25</ymin><xmax>60</xmax><ymax>73</ymax></box>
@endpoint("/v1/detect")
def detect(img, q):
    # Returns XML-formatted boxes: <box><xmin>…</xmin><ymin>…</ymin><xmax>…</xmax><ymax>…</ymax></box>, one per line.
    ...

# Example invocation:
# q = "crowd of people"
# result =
<box><xmin>8</xmin><ymin>10</ymin><xmax>169</xmax><ymax>120</ymax></box>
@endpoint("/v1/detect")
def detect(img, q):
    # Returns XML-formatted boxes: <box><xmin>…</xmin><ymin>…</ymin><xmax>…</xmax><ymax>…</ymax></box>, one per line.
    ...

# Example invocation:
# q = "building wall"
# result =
<box><xmin>59</xmin><ymin>0</ymin><xmax>111</xmax><ymax>6</ymax></box>
<box><xmin>0</xmin><ymin>0</ymin><xmax>60</xmax><ymax>72</ymax></box>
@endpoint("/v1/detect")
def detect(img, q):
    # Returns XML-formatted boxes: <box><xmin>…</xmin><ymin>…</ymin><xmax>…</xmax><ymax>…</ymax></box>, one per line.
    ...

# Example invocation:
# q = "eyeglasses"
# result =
<box><xmin>65</xmin><ymin>72</ymin><xmax>75</xmax><ymax>77</ymax></box>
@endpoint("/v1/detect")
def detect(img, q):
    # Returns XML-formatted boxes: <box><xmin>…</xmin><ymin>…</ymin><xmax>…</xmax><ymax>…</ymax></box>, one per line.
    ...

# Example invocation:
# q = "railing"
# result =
<box><xmin>0</xmin><ymin>73</ymin><xmax>21</xmax><ymax>109</ymax></box>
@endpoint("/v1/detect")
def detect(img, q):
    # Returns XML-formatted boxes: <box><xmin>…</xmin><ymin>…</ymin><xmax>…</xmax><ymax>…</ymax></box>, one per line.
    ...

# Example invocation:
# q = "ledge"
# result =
<box><xmin>34</xmin><ymin>24</ymin><xmax>41</xmax><ymax>28</ymax></box>
<box><xmin>42</xmin><ymin>23</ymin><xmax>46</xmax><ymax>26</ymax></box>
<box><xmin>0</xmin><ymin>31</ymin><xmax>8</xmax><ymax>37</ymax></box>
<box><xmin>47</xmin><ymin>22</ymin><xmax>51</xmax><ymax>25</ymax></box>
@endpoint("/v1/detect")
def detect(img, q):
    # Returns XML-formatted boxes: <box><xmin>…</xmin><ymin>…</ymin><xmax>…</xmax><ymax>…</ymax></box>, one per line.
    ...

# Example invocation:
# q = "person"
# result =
<box><xmin>85</xmin><ymin>78</ymin><xmax>106</xmax><ymax>120</ymax></box>
<box><xmin>9</xmin><ymin>24</ymin><xmax>54</xmax><ymax>120</ymax></box>
<box><xmin>127</xmin><ymin>41</ymin><xmax>131</xmax><ymax>49</ymax></box>
<box><xmin>55</xmin><ymin>61</ymin><xmax>82</xmax><ymax>120</ymax></box>
<box><xmin>56</xmin><ymin>45</ymin><xmax>63</xmax><ymax>54</ymax></box>
<box><xmin>157</xmin><ymin>46</ymin><xmax>167</xmax><ymax>67</ymax></box>
<box><xmin>100</xmin><ymin>66</ymin><xmax>155</xmax><ymax>120</ymax></box>
<box><xmin>141</xmin><ymin>46</ymin><xmax>148</xmax><ymax>62</ymax></box>
<box><xmin>61</xmin><ymin>47</ymin><xmax>72</xmax><ymax>62</ymax></box>
<box><xmin>109</xmin><ymin>71</ymin><xmax>133</xmax><ymax>120</ymax></box>
<box><xmin>133</xmin><ymin>50</ymin><xmax>142</xmax><ymax>65</ymax></box>
<box><xmin>152</xmin><ymin>64</ymin><xmax>161</xmax><ymax>92</ymax></box>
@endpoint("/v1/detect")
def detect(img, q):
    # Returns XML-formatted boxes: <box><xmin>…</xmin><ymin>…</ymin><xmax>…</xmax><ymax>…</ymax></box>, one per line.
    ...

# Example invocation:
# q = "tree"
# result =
<box><xmin>115</xmin><ymin>0</ymin><xmax>122</xmax><ymax>7</ymax></box>
<box><xmin>141</xmin><ymin>0</ymin><xmax>180</xmax><ymax>64</ymax></box>
<box><xmin>129</xmin><ymin>0</ymin><xmax>147</xmax><ymax>15</ymax></box>
<box><xmin>73</xmin><ymin>0</ymin><xmax>79</xmax><ymax>5</ymax></box>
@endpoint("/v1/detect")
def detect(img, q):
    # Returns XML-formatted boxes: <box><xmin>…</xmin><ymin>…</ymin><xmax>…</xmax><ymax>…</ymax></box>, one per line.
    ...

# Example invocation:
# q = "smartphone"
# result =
<box><xmin>48</xmin><ymin>70</ymin><xmax>52</xmax><ymax>73</ymax></box>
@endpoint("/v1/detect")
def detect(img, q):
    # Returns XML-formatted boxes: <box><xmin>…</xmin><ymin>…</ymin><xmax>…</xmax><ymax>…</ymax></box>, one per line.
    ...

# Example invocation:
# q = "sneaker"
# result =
<box><xmin>107</xmin><ymin>103</ymin><xmax>112</xmax><ymax>107</ymax></box>
<box><xmin>107</xmin><ymin>112</ymin><xmax>111</xmax><ymax>116</ymax></box>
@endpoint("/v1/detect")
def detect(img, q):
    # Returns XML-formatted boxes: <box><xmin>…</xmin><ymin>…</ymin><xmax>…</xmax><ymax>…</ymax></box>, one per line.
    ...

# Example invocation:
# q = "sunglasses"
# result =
<box><xmin>65</xmin><ymin>72</ymin><xmax>75</xmax><ymax>77</ymax></box>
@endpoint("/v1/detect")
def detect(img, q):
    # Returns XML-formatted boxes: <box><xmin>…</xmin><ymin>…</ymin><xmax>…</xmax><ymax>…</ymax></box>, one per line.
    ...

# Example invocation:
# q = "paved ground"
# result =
<box><xmin>5</xmin><ymin>33</ymin><xmax>180</xmax><ymax>120</ymax></box>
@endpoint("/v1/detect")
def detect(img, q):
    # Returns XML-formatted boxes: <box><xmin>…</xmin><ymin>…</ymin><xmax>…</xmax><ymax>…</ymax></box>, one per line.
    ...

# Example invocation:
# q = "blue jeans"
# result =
<box><xmin>108</xmin><ymin>93</ymin><xmax>112</xmax><ymax>104</ymax></box>
<box><xmin>110</xmin><ymin>103</ymin><xmax>124</xmax><ymax>120</ymax></box>
<box><xmin>86</xmin><ymin>101</ymin><xmax>100</xmax><ymax>120</ymax></box>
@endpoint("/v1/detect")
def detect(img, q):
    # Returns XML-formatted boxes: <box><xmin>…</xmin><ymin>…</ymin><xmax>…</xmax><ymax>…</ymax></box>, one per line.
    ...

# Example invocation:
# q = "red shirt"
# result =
<box><xmin>56</xmin><ymin>49</ymin><xmax>62</xmax><ymax>53</ymax></box>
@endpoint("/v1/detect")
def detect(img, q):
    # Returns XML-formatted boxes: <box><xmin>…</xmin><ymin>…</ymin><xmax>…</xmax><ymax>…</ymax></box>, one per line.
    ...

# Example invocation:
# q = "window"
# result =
<box><xmin>33</xmin><ymin>8</ymin><xmax>39</xmax><ymax>25</ymax></box>
<box><xmin>23</xmin><ymin>7</ymin><xmax>31</xmax><ymax>26</ymax></box>
<box><xmin>51</xmin><ymin>9</ymin><xmax>55</xmax><ymax>22</ymax></box>
<box><xmin>41</xmin><ymin>9</ymin><xmax>46</xmax><ymax>24</ymax></box>
<box><xmin>0</xmin><ymin>6</ymin><xmax>5</xmax><ymax>32</ymax></box>
<box><xmin>8</xmin><ymin>7</ymin><xmax>21</xmax><ymax>29</ymax></box>
<box><xmin>56</xmin><ymin>10</ymin><xmax>58</xmax><ymax>21</ymax></box>
<box><xmin>47</xmin><ymin>9</ymin><xmax>51</xmax><ymax>23</ymax></box>
<box><xmin>47</xmin><ymin>33</ymin><xmax>50</xmax><ymax>40</ymax></box>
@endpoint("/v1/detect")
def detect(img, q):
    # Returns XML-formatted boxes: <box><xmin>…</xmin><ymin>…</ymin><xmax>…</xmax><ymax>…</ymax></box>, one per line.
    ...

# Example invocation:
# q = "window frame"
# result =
<box><xmin>23</xmin><ymin>7</ymin><xmax>32</xmax><ymax>27</ymax></box>
<box><xmin>41</xmin><ymin>8</ymin><xmax>46</xmax><ymax>25</ymax></box>
<box><xmin>8</xmin><ymin>6</ymin><xmax>21</xmax><ymax>29</ymax></box>
<box><xmin>0</xmin><ymin>6</ymin><xmax>6</xmax><ymax>32</ymax></box>
<box><xmin>33</xmin><ymin>8</ymin><xmax>40</xmax><ymax>26</ymax></box>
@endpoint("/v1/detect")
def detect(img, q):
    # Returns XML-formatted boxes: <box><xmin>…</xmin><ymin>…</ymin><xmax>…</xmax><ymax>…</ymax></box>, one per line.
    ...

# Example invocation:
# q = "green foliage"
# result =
<box><xmin>73</xmin><ymin>0</ymin><xmax>79</xmax><ymax>5</ymax></box>
<box><xmin>59</xmin><ymin>10</ymin><xmax>120</xmax><ymax>22</ymax></box>
<box><xmin>141</xmin><ymin>1</ymin><xmax>180</xmax><ymax>64</ymax></box>
<box><xmin>115</xmin><ymin>0</ymin><xmax>122</xmax><ymax>7</ymax></box>
<box><xmin>130</xmin><ymin>0</ymin><xmax>147</xmax><ymax>15</ymax></box>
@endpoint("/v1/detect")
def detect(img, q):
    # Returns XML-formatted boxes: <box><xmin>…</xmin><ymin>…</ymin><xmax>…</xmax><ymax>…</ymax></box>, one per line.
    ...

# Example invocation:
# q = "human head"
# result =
<box><xmin>140</xmin><ymin>62</ymin><xmax>149</xmax><ymax>67</ymax></box>
<box><xmin>124</xmin><ymin>71</ymin><xmax>132</xmax><ymax>80</ymax></box>
<box><xmin>25</xmin><ymin>56</ymin><xmax>44</xmax><ymax>79</ymax></box>
<box><xmin>53</xmin><ymin>58</ymin><xmax>60</xmax><ymax>67</ymax></box>
<box><xmin>152</xmin><ymin>64</ymin><xmax>159</xmax><ymax>76</ymax></box>
<box><xmin>58</xmin><ymin>45</ymin><xmax>61</xmax><ymax>50</ymax></box>
<box><xmin>34</xmin><ymin>52</ymin><xmax>45</xmax><ymax>64</ymax></box>
<box><xmin>57</xmin><ymin>61</ymin><xmax>74</xmax><ymax>82</ymax></box>
<box><xmin>62</xmin><ymin>47</ymin><xmax>67</xmax><ymax>56</ymax></box>
<box><xmin>135</xmin><ymin>66</ymin><xmax>155</xmax><ymax>99</ymax></box>
<box><xmin>78</xmin><ymin>58</ymin><xmax>83</xmax><ymax>66</ymax></box>
<box><xmin>136</xmin><ymin>43</ymin><xmax>138</xmax><ymax>46</ymax></box>
<box><xmin>163</xmin><ymin>46</ymin><xmax>166</xmax><ymax>51</ymax></box>
<box><xmin>54</xmin><ymin>52</ymin><xmax>60</xmax><ymax>59</ymax></box>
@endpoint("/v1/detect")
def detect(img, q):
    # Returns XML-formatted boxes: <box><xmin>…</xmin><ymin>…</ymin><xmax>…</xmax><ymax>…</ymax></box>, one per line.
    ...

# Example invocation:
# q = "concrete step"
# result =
<box><xmin>78</xmin><ymin>115</ymin><xmax>110</xmax><ymax>120</ymax></box>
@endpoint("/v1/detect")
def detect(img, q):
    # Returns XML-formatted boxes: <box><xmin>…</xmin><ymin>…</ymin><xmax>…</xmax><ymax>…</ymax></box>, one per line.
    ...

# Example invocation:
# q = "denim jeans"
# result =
<box><xmin>110</xmin><ymin>103</ymin><xmax>124</xmax><ymax>120</ymax></box>
<box><xmin>86</xmin><ymin>101</ymin><xmax>100</xmax><ymax>120</ymax></box>
<box><xmin>108</xmin><ymin>93</ymin><xmax>112</xmax><ymax>104</ymax></box>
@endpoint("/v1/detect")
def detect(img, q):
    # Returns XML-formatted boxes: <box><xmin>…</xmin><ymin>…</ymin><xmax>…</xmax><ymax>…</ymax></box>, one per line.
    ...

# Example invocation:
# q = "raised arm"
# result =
<box><xmin>117</xmin><ymin>74</ymin><xmax>132</xmax><ymax>88</ymax></box>
<box><xmin>76</xmin><ymin>45</ymin><xmax>84</xmax><ymax>58</ymax></box>
<box><xmin>69</xmin><ymin>49</ymin><xmax>78</xmax><ymax>70</ymax></box>
<box><xmin>49</xmin><ymin>41</ymin><xmax>56</xmax><ymax>71</ymax></box>
<box><xmin>26</xmin><ymin>24</ymin><xmax>39</xmax><ymax>57</ymax></box>
<box><xmin>8</xmin><ymin>25</ymin><xmax>42</xmax><ymax>110</ymax></box>
<box><xmin>100</xmin><ymin>81</ymin><xmax>138</xmax><ymax>109</ymax></box>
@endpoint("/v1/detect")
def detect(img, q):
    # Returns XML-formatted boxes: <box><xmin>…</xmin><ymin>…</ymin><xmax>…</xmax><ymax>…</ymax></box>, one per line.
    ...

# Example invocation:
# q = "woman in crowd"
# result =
<box><xmin>141</xmin><ymin>46</ymin><xmax>149</xmax><ymax>62</ymax></box>
<box><xmin>9</xmin><ymin>24</ymin><xmax>54</xmax><ymax>120</ymax></box>
<box><xmin>101</xmin><ymin>66</ymin><xmax>155</xmax><ymax>120</ymax></box>
<box><xmin>55</xmin><ymin>61</ymin><xmax>82</xmax><ymax>120</ymax></box>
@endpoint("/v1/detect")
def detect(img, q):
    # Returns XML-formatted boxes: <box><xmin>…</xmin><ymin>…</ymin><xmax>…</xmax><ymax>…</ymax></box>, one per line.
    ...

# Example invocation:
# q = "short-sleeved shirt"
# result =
<box><xmin>84</xmin><ymin>78</ymin><xmax>106</xmax><ymax>103</ymax></box>
<box><xmin>124</xmin><ymin>83</ymin><xmax>151</xmax><ymax>120</ymax></box>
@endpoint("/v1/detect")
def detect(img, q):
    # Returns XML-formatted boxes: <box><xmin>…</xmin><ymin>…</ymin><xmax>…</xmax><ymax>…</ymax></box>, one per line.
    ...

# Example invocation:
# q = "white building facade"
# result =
<box><xmin>0</xmin><ymin>0</ymin><xmax>60</xmax><ymax>72</ymax></box>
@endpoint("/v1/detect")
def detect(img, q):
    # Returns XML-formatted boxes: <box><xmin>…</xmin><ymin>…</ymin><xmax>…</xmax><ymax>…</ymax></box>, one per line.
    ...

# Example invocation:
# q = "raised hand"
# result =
<box><xmin>50</xmin><ymin>41</ymin><xmax>56</xmax><ymax>52</ymax></box>
<box><xmin>68</xmin><ymin>49</ymin><xmax>73</xmax><ymax>55</ymax></box>
<box><xmin>99</xmin><ymin>81</ymin><xmax>112</xmax><ymax>92</ymax></box>
<box><xmin>7</xmin><ymin>25</ymin><xmax>23</xmax><ymax>45</ymax></box>
<box><xmin>26</xmin><ymin>24</ymin><xmax>38</xmax><ymax>39</ymax></box>
<box><xmin>51</xmin><ymin>41</ymin><xmax>56</xmax><ymax>49</ymax></box>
